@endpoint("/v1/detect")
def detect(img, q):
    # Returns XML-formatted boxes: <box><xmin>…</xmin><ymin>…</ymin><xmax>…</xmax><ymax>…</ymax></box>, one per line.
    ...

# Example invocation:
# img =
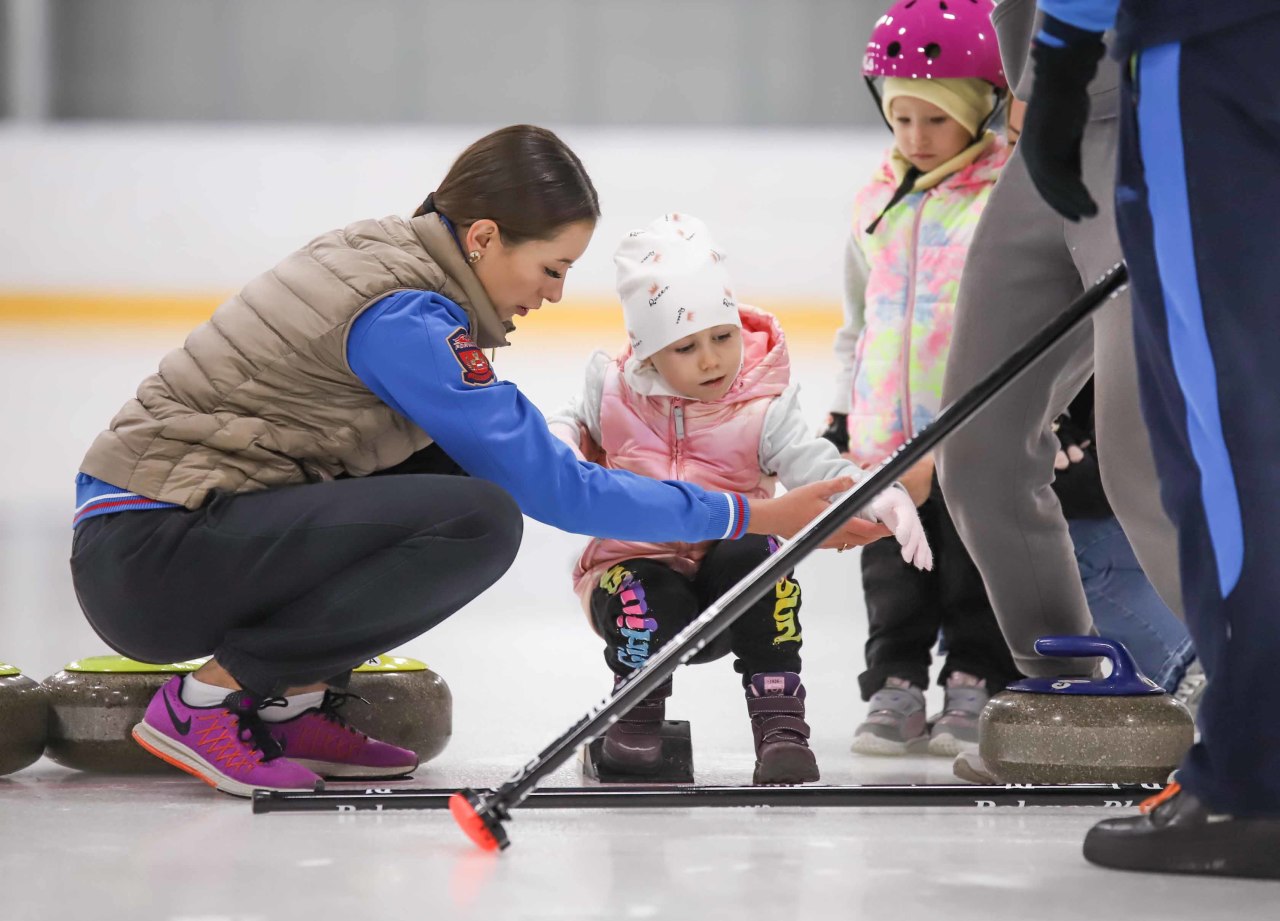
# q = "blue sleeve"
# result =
<box><xmin>1038</xmin><ymin>0</ymin><xmax>1119</xmax><ymax>35</ymax></box>
<box><xmin>346</xmin><ymin>290</ymin><xmax>747</xmax><ymax>542</ymax></box>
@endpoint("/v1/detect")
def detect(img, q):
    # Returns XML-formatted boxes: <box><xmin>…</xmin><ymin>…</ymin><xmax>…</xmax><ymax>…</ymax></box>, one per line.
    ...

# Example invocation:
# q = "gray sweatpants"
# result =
<box><xmin>935</xmin><ymin>118</ymin><xmax>1182</xmax><ymax>678</ymax></box>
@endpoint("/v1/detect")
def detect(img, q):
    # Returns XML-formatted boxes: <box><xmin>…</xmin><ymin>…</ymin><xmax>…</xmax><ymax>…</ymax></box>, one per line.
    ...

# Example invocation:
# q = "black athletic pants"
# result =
<box><xmin>859</xmin><ymin>476</ymin><xmax>1022</xmax><ymax>699</ymax></box>
<box><xmin>588</xmin><ymin>535</ymin><xmax>802</xmax><ymax>688</ymax></box>
<box><xmin>70</xmin><ymin>446</ymin><xmax>522</xmax><ymax>697</ymax></box>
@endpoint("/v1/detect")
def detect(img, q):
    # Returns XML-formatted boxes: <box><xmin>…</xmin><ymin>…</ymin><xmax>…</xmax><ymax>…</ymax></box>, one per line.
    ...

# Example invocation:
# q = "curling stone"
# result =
<box><xmin>980</xmin><ymin>636</ymin><xmax>1193</xmax><ymax>784</ymax></box>
<box><xmin>0</xmin><ymin>663</ymin><xmax>49</xmax><ymax>776</ymax></box>
<box><xmin>345</xmin><ymin>655</ymin><xmax>452</xmax><ymax>764</ymax></box>
<box><xmin>43</xmin><ymin>656</ymin><xmax>207</xmax><ymax>773</ymax></box>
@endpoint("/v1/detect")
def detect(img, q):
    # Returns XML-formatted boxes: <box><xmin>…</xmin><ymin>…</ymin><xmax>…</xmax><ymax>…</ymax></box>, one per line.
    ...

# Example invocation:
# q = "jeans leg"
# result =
<box><xmin>1069</xmin><ymin>517</ymin><xmax>1193</xmax><ymax>691</ymax></box>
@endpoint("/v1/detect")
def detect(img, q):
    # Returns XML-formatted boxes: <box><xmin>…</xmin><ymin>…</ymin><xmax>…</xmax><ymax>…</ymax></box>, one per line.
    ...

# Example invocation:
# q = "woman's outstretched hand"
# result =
<box><xmin>747</xmin><ymin>478</ymin><xmax>891</xmax><ymax>549</ymax></box>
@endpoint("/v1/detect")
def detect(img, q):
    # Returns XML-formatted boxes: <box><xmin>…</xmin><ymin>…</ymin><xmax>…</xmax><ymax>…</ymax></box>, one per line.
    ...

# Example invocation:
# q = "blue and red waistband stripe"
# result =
<box><xmin>73</xmin><ymin>493</ymin><xmax>176</xmax><ymax>527</ymax></box>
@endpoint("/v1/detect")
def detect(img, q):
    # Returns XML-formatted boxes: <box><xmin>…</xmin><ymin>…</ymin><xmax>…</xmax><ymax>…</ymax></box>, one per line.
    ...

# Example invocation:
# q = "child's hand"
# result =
<box><xmin>747</xmin><ymin>478</ymin><xmax>890</xmax><ymax>548</ymax></box>
<box><xmin>865</xmin><ymin>486</ymin><xmax>933</xmax><ymax>571</ymax></box>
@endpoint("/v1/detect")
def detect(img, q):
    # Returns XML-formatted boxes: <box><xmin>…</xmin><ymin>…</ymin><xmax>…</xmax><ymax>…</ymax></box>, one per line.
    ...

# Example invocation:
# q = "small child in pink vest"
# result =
<box><xmin>550</xmin><ymin>213</ymin><xmax>930</xmax><ymax>785</ymax></box>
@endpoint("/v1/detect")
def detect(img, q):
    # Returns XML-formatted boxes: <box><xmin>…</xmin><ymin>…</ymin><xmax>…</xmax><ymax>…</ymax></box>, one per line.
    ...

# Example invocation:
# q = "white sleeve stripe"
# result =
<box><xmin>722</xmin><ymin>492</ymin><xmax>737</xmax><ymax>540</ymax></box>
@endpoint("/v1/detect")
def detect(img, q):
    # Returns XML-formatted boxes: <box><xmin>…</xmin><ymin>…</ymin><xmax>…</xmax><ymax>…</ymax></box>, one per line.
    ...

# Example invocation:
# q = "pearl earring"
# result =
<box><xmin>467</xmin><ymin>250</ymin><xmax>481</xmax><ymax>265</ymax></box>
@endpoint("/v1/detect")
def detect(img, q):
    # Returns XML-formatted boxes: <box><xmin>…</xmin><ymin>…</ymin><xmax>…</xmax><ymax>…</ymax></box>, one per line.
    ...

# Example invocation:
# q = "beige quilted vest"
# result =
<box><xmin>80</xmin><ymin>214</ymin><xmax>511</xmax><ymax>509</ymax></box>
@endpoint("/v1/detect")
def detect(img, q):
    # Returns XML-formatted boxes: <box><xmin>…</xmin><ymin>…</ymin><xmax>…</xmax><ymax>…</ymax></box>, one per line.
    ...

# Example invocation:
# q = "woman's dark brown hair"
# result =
<box><xmin>415</xmin><ymin>125</ymin><xmax>600</xmax><ymax>245</ymax></box>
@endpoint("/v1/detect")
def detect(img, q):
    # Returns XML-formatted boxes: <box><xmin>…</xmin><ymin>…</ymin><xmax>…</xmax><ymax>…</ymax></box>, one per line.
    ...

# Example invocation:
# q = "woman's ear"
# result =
<box><xmin>463</xmin><ymin>219</ymin><xmax>501</xmax><ymax>257</ymax></box>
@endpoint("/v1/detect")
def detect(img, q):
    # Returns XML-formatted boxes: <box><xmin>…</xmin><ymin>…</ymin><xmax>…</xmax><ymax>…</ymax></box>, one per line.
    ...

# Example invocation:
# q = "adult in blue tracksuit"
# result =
<box><xmin>69</xmin><ymin>125</ymin><xmax>887</xmax><ymax>796</ymax></box>
<box><xmin>1019</xmin><ymin>0</ymin><xmax>1280</xmax><ymax>878</ymax></box>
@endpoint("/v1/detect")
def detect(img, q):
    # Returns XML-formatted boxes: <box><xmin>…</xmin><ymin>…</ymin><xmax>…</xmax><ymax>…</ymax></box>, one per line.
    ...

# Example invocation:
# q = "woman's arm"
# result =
<box><xmin>348</xmin><ymin>291</ymin><xmax>745</xmax><ymax>542</ymax></box>
<box><xmin>348</xmin><ymin>292</ymin><xmax>880</xmax><ymax>549</ymax></box>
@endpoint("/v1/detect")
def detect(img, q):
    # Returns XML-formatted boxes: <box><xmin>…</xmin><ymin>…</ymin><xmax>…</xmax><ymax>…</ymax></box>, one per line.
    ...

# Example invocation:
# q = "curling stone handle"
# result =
<box><xmin>1033</xmin><ymin>636</ymin><xmax>1144</xmax><ymax>686</ymax></box>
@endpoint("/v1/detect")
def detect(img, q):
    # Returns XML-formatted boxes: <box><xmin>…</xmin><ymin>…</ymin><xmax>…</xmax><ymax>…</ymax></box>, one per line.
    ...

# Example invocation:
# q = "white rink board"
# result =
<box><xmin>0</xmin><ymin>124</ymin><xmax>889</xmax><ymax>299</ymax></box>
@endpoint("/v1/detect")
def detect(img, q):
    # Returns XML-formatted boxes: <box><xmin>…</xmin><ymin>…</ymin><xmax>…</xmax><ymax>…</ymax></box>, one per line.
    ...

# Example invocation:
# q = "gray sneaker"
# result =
<box><xmin>1174</xmin><ymin>659</ymin><xmax>1206</xmax><ymax>723</ymax></box>
<box><xmin>851</xmin><ymin>678</ymin><xmax>928</xmax><ymax>756</ymax></box>
<box><xmin>928</xmin><ymin>672</ymin><xmax>989</xmax><ymax>756</ymax></box>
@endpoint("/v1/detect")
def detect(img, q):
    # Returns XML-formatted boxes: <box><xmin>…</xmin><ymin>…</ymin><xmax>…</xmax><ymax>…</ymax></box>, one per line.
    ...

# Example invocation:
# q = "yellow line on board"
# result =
<box><xmin>0</xmin><ymin>291</ymin><xmax>843</xmax><ymax>342</ymax></box>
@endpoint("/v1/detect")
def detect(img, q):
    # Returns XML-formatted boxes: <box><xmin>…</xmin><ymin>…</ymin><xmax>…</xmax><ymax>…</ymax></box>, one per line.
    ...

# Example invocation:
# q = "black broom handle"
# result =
<box><xmin>256</xmin><ymin>780</ymin><xmax>1160</xmax><ymax>814</ymax></box>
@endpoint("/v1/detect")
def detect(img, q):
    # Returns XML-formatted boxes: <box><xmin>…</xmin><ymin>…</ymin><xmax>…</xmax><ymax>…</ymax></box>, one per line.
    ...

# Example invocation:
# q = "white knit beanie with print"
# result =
<box><xmin>615</xmin><ymin>213</ymin><xmax>740</xmax><ymax>361</ymax></box>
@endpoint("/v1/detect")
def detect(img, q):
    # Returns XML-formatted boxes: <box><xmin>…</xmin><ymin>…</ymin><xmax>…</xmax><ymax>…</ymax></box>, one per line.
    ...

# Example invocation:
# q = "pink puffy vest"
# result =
<box><xmin>573</xmin><ymin>306</ymin><xmax>791</xmax><ymax>605</ymax></box>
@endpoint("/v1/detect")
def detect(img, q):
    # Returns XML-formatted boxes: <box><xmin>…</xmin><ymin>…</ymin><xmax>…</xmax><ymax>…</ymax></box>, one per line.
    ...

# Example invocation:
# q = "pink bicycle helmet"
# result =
<box><xmin>863</xmin><ymin>0</ymin><xmax>1007</xmax><ymax>88</ymax></box>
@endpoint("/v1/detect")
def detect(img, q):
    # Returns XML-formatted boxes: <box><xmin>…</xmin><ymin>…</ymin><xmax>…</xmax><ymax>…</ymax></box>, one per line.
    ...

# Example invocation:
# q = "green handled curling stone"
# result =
<box><xmin>346</xmin><ymin>656</ymin><xmax>452</xmax><ymax>764</ymax></box>
<box><xmin>42</xmin><ymin>656</ymin><xmax>206</xmax><ymax>773</ymax></box>
<box><xmin>980</xmin><ymin>637</ymin><xmax>1194</xmax><ymax>784</ymax></box>
<box><xmin>0</xmin><ymin>663</ymin><xmax>48</xmax><ymax>776</ymax></box>
<box><xmin>42</xmin><ymin>654</ymin><xmax>450</xmax><ymax>772</ymax></box>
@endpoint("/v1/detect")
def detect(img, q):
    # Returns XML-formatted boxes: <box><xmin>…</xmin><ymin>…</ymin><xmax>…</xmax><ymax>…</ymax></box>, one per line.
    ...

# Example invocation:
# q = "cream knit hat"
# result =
<box><xmin>615</xmin><ymin>213</ymin><xmax>739</xmax><ymax>361</ymax></box>
<box><xmin>881</xmin><ymin>76</ymin><xmax>997</xmax><ymax>139</ymax></box>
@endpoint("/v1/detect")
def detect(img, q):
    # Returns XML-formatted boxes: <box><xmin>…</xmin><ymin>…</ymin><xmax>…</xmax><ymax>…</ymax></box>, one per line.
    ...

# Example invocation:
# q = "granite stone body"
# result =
<box><xmin>346</xmin><ymin>665</ymin><xmax>452</xmax><ymax>764</ymax></box>
<box><xmin>0</xmin><ymin>670</ymin><xmax>49</xmax><ymax>776</ymax></box>
<box><xmin>43</xmin><ymin>668</ymin><xmax>183</xmax><ymax>773</ymax></box>
<box><xmin>980</xmin><ymin>690</ymin><xmax>1194</xmax><ymax>783</ymax></box>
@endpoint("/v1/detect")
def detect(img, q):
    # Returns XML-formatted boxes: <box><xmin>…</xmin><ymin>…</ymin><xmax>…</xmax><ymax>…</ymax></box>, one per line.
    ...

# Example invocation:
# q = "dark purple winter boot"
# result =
<box><xmin>599</xmin><ymin>677</ymin><xmax>672</xmax><ymax>775</ymax></box>
<box><xmin>747</xmin><ymin>672</ymin><xmax>820</xmax><ymax>785</ymax></box>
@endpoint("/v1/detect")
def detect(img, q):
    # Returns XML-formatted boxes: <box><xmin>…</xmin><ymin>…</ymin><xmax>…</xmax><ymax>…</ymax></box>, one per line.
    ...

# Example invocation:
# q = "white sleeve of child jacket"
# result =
<box><xmin>546</xmin><ymin>350</ymin><xmax>610</xmax><ymax>459</ymax></box>
<box><xmin>759</xmin><ymin>384</ymin><xmax>883</xmax><ymax>522</ymax></box>
<box><xmin>831</xmin><ymin>232</ymin><xmax>871</xmax><ymax>415</ymax></box>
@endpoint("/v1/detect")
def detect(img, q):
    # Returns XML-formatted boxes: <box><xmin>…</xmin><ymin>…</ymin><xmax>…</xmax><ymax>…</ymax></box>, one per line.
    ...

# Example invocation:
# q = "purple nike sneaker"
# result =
<box><xmin>269</xmin><ymin>691</ymin><xmax>419</xmax><ymax>779</ymax></box>
<box><xmin>131</xmin><ymin>675</ymin><xmax>322</xmax><ymax>797</ymax></box>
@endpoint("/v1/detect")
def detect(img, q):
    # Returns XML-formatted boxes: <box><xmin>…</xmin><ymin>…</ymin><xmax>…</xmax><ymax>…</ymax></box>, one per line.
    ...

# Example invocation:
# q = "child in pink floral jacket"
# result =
<box><xmin>822</xmin><ymin>3</ymin><xmax>1024</xmax><ymax>759</ymax></box>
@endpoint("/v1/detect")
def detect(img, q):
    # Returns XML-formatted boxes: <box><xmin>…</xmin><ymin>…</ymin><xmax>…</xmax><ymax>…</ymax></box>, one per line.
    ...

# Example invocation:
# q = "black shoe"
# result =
<box><xmin>746</xmin><ymin>672</ymin><xmax>819</xmax><ymax>785</ymax></box>
<box><xmin>1084</xmin><ymin>783</ymin><xmax>1280</xmax><ymax>879</ymax></box>
<box><xmin>600</xmin><ymin>679</ymin><xmax>671</xmax><ymax>775</ymax></box>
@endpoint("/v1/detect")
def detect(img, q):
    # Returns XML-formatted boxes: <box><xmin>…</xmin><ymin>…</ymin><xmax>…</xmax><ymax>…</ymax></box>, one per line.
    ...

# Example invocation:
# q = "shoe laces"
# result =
<box><xmin>1139</xmin><ymin>781</ymin><xmax>1181</xmax><ymax>815</ymax></box>
<box><xmin>316</xmin><ymin>690</ymin><xmax>369</xmax><ymax>738</ymax></box>
<box><xmin>224</xmin><ymin>692</ymin><xmax>288</xmax><ymax>763</ymax></box>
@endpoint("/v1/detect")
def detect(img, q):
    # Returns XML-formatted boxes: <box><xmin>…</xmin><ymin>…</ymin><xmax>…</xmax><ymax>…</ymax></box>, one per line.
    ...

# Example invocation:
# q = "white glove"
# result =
<box><xmin>864</xmin><ymin>485</ymin><xmax>933</xmax><ymax>570</ymax></box>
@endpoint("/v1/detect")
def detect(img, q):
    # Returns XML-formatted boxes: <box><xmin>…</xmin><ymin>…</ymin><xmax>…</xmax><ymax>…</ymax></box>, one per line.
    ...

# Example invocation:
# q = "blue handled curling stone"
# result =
<box><xmin>345</xmin><ymin>655</ymin><xmax>452</xmax><ymax>764</ymax></box>
<box><xmin>980</xmin><ymin>637</ymin><xmax>1194</xmax><ymax>784</ymax></box>
<box><xmin>0</xmin><ymin>662</ymin><xmax>48</xmax><ymax>776</ymax></box>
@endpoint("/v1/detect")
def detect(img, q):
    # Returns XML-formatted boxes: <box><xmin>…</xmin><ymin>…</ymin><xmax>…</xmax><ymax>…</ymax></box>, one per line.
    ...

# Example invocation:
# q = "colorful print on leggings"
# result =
<box><xmin>601</xmin><ymin>564</ymin><xmax>658</xmax><ymax>670</ymax></box>
<box><xmin>767</xmin><ymin>538</ymin><xmax>801</xmax><ymax>646</ymax></box>
<box><xmin>772</xmin><ymin>576</ymin><xmax>801</xmax><ymax>645</ymax></box>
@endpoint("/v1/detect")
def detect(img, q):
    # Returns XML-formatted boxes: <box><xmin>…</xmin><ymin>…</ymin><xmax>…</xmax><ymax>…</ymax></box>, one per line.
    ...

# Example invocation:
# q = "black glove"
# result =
<box><xmin>1051</xmin><ymin>412</ymin><xmax>1112</xmax><ymax>518</ymax></box>
<box><xmin>820</xmin><ymin>412</ymin><xmax>849</xmax><ymax>454</ymax></box>
<box><xmin>1052</xmin><ymin>412</ymin><xmax>1092</xmax><ymax>469</ymax></box>
<box><xmin>1020</xmin><ymin>16</ymin><xmax>1107</xmax><ymax>222</ymax></box>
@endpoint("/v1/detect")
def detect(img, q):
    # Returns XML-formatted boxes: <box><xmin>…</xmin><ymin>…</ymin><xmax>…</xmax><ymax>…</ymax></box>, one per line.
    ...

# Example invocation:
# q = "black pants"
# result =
<box><xmin>70</xmin><ymin>447</ymin><xmax>522</xmax><ymax>697</ymax></box>
<box><xmin>1117</xmin><ymin>18</ymin><xmax>1280</xmax><ymax>815</ymax></box>
<box><xmin>859</xmin><ymin>477</ymin><xmax>1021</xmax><ymax>699</ymax></box>
<box><xmin>588</xmin><ymin>535</ymin><xmax>801</xmax><ymax>687</ymax></box>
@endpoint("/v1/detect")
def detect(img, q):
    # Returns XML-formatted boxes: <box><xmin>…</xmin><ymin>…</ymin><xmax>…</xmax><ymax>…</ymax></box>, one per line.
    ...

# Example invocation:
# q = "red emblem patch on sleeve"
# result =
<box><xmin>447</xmin><ymin>327</ymin><xmax>496</xmax><ymax>386</ymax></box>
